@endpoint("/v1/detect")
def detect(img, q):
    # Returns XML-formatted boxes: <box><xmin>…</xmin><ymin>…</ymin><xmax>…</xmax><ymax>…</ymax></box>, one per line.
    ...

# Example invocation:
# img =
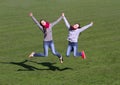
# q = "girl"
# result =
<box><xmin>29</xmin><ymin>12</ymin><xmax>63</xmax><ymax>63</ymax></box>
<box><xmin>62</xmin><ymin>13</ymin><xmax>93</xmax><ymax>59</ymax></box>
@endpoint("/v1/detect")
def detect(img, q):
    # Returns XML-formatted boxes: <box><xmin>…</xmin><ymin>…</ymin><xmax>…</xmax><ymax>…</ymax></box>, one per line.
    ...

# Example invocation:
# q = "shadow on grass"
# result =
<box><xmin>29</xmin><ymin>60</ymin><xmax>73</xmax><ymax>71</ymax></box>
<box><xmin>0</xmin><ymin>59</ymin><xmax>73</xmax><ymax>71</ymax></box>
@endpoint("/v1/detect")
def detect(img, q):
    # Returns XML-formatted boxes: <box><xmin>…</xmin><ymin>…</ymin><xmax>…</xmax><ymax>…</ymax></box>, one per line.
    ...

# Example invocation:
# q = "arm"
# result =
<box><xmin>62</xmin><ymin>13</ymin><xmax>70</xmax><ymax>29</ymax></box>
<box><xmin>29</xmin><ymin>13</ymin><xmax>43</xmax><ymax>32</ymax></box>
<box><xmin>51</xmin><ymin>16</ymin><xmax>62</xmax><ymax>27</ymax></box>
<box><xmin>78</xmin><ymin>22</ymin><xmax>93</xmax><ymax>32</ymax></box>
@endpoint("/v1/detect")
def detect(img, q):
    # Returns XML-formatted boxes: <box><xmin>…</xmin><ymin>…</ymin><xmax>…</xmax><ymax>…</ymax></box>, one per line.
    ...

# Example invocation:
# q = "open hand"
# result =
<box><xmin>29</xmin><ymin>12</ymin><xmax>33</xmax><ymax>17</ymax></box>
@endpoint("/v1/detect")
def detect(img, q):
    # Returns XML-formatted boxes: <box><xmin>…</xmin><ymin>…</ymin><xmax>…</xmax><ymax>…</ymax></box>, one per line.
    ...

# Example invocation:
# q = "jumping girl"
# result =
<box><xmin>62</xmin><ymin>13</ymin><xmax>93</xmax><ymax>59</ymax></box>
<box><xmin>29</xmin><ymin>12</ymin><xmax>63</xmax><ymax>63</ymax></box>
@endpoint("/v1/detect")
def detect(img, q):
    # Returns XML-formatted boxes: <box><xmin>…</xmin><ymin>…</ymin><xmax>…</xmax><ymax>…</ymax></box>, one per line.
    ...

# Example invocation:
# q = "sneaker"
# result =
<box><xmin>59</xmin><ymin>56</ymin><xmax>63</xmax><ymax>63</ymax></box>
<box><xmin>81</xmin><ymin>50</ymin><xmax>86</xmax><ymax>59</ymax></box>
<box><xmin>29</xmin><ymin>52</ymin><xmax>35</xmax><ymax>58</ymax></box>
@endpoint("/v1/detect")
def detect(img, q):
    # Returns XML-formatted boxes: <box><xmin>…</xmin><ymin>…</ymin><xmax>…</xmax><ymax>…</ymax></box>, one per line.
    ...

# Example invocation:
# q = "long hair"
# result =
<box><xmin>70</xmin><ymin>24</ymin><xmax>81</xmax><ymax>30</ymax></box>
<box><xmin>39</xmin><ymin>19</ymin><xmax>44</xmax><ymax>27</ymax></box>
<box><xmin>39</xmin><ymin>19</ymin><xmax>50</xmax><ymax>29</ymax></box>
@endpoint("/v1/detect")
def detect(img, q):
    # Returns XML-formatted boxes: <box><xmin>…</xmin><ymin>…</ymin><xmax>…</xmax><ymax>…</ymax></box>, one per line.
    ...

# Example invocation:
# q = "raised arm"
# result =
<box><xmin>29</xmin><ymin>13</ymin><xmax>43</xmax><ymax>32</ymax></box>
<box><xmin>78</xmin><ymin>22</ymin><xmax>93</xmax><ymax>33</ymax></box>
<box><xmin>51</xmin><ymin>16</ymin><xmax>62</xmax><ymax>27</ymax></box>
<box><xmin>62</xmin><ymin>13</ymin><xmax>70</xmax><ymax>29</ymax></box>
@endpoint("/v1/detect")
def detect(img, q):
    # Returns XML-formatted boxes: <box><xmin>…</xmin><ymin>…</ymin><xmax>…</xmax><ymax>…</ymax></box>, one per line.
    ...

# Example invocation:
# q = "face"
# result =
<box><xmin>72</xmin><ymin>24</ymin><xmax>80</xmax><ymax>29</ymax></box>
<box><xmin>40</xmin><ymin>20</ymin><xmax>46</xmax><ymax>26</ymax></box>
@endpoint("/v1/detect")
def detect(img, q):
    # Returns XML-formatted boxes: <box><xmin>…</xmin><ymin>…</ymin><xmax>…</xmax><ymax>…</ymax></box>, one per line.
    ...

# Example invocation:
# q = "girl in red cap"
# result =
<box><xmin>29</xmin><ymin>12</ymin><xmax>63</xmax><ymax>63</ymax></box>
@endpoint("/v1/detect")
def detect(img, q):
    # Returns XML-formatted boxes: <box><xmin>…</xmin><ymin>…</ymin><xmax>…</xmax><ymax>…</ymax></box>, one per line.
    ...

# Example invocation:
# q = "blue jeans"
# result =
<box><xmin>66</xmin><ymin>42</ymin><xmax>82</xmax><ymax>57</ymax></box>
<box><xmin>34</xmin><ymin>40</ymin><xmax>61</xmax><ymax>58</ymax></box>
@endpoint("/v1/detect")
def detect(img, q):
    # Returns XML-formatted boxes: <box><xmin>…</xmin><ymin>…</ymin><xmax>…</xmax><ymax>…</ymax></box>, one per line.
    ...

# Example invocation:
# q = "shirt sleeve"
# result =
<box><xmin>31</xmin><ymin>16</ymin><xmax>43</xmax><ymax>32</ymax></box>
<box><xmin>50</xmin><ymin>16</ymin><xmax>62</xmax><ymax>27</ymax></box>
<box><xmin>78</xmin><ymin>22</ymin><xmax>93</xmax><ymax>33</ymax></box>
<box><xmin>63</xmin><ymin>16</ymin><xmax>70</xmax><ymax>29</ymax></box>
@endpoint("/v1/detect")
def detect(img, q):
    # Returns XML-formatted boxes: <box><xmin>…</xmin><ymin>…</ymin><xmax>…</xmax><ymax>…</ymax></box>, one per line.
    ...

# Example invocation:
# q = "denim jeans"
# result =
<box><xmin>66</xmin><ymin>42</ymin><xmax>81</xmax><ymax>57</ymax></box>
<box><xmin>34</xmin><ymin>40</ymin><xmax>61</xmax><ymax>58</ymax></box>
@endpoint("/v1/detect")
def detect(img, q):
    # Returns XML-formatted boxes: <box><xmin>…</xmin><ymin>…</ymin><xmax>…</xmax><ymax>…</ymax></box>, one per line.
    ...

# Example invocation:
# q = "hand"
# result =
<box><xmin>62</xmin><ymin>13</ymin><xmax>64</xmax><ymax>17</ymax></box>
<box><xmin>29</xmin><ymin>12</ymin><xmax>33</xmax><ymax>17</ymax></box>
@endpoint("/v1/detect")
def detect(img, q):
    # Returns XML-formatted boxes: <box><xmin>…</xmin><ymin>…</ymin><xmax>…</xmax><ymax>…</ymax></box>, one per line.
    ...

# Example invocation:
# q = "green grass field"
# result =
<box><xmin>0</xmin><ymin>0</ymin><xmax>120</xmax><ymax>85</ymax></box>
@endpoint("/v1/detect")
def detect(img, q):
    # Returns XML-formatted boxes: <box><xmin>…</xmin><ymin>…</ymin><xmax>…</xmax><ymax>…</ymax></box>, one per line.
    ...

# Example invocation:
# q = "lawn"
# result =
<box><xmin>0</xmin><ymin>0</ymin><xmax>120</xmax><ymax>85</ymax></box>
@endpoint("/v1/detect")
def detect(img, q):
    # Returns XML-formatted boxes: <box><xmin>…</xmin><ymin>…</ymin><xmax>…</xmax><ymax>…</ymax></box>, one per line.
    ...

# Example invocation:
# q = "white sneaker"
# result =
<box><xmin>59</xmin><ymin>56</ymin><xmax>63</xmax><ymax>63</ymax></box>
<box><xmin>29</xmin><ymin>52</ymin><xmax>35</xmax><ymax>58</ymax></box>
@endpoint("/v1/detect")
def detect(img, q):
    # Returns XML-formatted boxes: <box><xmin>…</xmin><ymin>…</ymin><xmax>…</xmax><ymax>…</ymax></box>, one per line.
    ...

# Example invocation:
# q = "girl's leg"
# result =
<box><xmin>66</xmin><ymin>44</ymin><xmax>72</xmax><ymax>57</ymax></box>
<box><xmin>50</xmin><ymin>42</ymin><xmax>61</xmax><ymax>58</ymax></box>
<box><xmin>73</xmin><ymin>44</ymin><xmax>86</xmax><ymax>59</ymax></box>
<box><xmin>73</xmin><ymin>46</ymin><xmax>81</xmax><ymax>57</ymax></box>
<box><xmin>73</xmin><ymin>43</ymin><xmax>81</xmax><ymax>57</ymax></box>
<box><xmin>43</xmin><ymin>42</ymin><xmax>49</xmax><ymax>56</ymax></box>
<box><xmin>34</xmin><ymin>42</ymin><xmax>49</xmax><ymax>57</ymax></box>
<box><xmin>50</xmin><ymin>41</ymin><xmax>63</xmax><ymax>63</ymax></box>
